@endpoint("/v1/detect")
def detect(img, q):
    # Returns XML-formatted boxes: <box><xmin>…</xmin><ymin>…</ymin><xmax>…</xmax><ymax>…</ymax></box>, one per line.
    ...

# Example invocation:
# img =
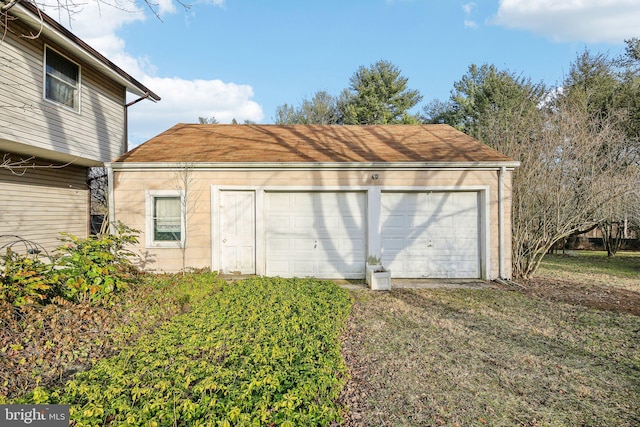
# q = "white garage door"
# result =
<box><xmin>265</xmin><ymin>192</ymin><xmax>366</xmax><ymax>278</ymax></box>
<box><xmin>381</xmin><ymin>192</ymin><xmax>481</xmax><ymax>278</ymax></box>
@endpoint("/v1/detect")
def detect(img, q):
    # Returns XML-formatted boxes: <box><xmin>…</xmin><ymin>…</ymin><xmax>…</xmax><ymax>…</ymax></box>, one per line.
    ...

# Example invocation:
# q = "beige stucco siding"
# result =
<box><xmin>112</xmin><ymin>167</ymin><xmax>512</xmax><ymax>278</ymax></box>
<box><xmin>0</xmin><ymin>162</ymin><xmax>89</xmax><ymax>255</ymax></box>
<box><xmin>0</xmin><ymin>20</ymin><xmax>126</xmax><ymax>165</ymax></box>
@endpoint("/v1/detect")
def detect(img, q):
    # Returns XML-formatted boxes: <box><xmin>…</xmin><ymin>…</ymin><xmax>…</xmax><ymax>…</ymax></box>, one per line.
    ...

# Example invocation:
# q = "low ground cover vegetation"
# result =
<box><xmin>13</xmin><ymin>277</ymin><xmax>352</xmax><ymax>426</ymax></box>
<box><xmin>4</xmin><ymin>248</ymin><xmax>639</xmax><ymax>426</ymax></box>
<box><xmin>1</xmin><ymin>272</ymin><xmax>223</xmax><ymax>401</ymax></box>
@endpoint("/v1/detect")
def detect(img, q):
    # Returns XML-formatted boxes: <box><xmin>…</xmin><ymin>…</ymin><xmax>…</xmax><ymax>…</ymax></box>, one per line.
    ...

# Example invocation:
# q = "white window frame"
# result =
<box><xmin>146</xmin><ymin>190</ymin><xmax>185</xmax><ymax>248</ymax></box>
<box><xmin>43</xmin><ymin>45</ymin><xmax>81</xmax><ymax>112</ymax></box>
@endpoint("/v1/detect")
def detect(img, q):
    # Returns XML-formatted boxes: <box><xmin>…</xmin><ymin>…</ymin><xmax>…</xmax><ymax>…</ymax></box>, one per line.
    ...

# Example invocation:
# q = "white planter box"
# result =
<box><xmin>366</xmin><ymin>263</ymin><xmax>391</xmax><ymax>291</ymax></box>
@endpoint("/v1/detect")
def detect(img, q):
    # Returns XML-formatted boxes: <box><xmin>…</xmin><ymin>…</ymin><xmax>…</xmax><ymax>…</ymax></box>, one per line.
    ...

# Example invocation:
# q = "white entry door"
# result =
<box><xmin>265</xmin><ymin>192</ymin><xmax>366</xmax><ymax>278</ymax></box>
<box><xmin>381</xmin><ymin>191</ymin><xmax>481</xmax><ymax>278</ymax></box>
<box><xmin>220</xmin><ymin>191</ymin><xmax>255</xmax><ymax>274</ymax></box>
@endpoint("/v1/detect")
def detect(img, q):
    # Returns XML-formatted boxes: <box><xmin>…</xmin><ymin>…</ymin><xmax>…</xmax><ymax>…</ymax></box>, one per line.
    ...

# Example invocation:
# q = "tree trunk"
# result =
<box><xmin>599</xmin><ymin>221</ymin><xmax>623</xmax><ymax>257</ymax></box>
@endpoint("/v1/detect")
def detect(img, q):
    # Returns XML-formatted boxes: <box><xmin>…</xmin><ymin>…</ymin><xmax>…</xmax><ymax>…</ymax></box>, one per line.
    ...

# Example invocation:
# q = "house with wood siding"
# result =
<box><xmin>0</xmin><ymin>0</ymin><xmax>159</xmax><ymax>253</ymax></box>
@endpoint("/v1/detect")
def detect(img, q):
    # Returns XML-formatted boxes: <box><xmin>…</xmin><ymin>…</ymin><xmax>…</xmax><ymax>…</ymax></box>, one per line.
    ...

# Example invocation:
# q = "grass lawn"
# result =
<box><xmin>537</xmin><ymin>250</ymin><xmax>640</xmax><ymax>291</ymax></box>
<box><xmin>340</xmin><ymin>252</ymin><xmax>640</xmax><ymax>426</ymax></box>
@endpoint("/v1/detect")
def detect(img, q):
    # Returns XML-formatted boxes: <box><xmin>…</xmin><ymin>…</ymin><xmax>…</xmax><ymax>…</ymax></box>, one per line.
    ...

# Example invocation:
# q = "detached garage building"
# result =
<box><xmin>108</xmin><ymin>124</ymin><xmax>519</xmax><ymax>280</ymax></box>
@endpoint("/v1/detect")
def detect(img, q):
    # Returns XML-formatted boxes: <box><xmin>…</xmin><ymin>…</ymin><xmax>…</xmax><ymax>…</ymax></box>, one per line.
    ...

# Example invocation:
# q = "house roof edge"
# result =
<box><xmin>8</xmin><ymin>0</ymin><xmax>160</xmax><ymax>101</ymax></box>
<box><xmin>106</xmin><ymin>160</ymin><xmax>521</xmax><ymax>171</ymax></box>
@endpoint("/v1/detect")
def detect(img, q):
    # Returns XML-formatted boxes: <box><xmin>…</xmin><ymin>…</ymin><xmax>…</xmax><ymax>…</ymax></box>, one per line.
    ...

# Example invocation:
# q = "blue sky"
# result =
<box><xmin>42</xmin><ymin>0</ymin><xmax>640</xmax><ymax>146</ymax></box>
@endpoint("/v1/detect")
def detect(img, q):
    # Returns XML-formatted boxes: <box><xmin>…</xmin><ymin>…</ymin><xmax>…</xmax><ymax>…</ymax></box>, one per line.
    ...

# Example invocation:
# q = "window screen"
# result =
<box><xmin>153</xmin><ymin>197</ymin><xmax>181</xmax><ymax>241</ymax></box>
<box><xmin>45</xmin><ymin>48</ymin><xmax>79</xmax><ymax>110</ymax></box>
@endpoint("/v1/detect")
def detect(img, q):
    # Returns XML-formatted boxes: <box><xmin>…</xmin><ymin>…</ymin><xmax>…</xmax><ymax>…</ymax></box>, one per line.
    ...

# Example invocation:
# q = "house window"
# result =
<box><xmin>146</xmin><ymin>191</ymin><xmax>185</xmax><ymax>247</ymax></box>
<box><xmin>44</xmin><ymin>47</ymin><xmax>80</xmax><ymax>111</ymax></box>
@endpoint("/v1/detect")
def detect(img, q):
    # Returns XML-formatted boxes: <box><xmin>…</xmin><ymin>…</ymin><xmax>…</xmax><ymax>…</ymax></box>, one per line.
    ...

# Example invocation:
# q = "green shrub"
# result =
<box><xmin>55</xmin><ymin>223</ymin><xmax>139</xmax><ymax>305</ymax></box>
<box><xmin>0</xmin><ymin>249</ymin><xmax>60</xmax><ymax>306</ymax></box>
<box><xmin>0</xmin><ymin>223</ymin><xmax>140</xmax><ymax>307</ymax></box>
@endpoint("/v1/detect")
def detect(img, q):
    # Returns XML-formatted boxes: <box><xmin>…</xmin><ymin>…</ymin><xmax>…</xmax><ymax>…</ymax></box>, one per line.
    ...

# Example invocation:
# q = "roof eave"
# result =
<box><xmin>107</xmin><ymin>161</ymin><xmax>521</xmax><ymax>170</ymax></box>
<box><xmin>9</xmin><ymin>1</ymin><xmax>160</xmax><ymax>102</ymax></box>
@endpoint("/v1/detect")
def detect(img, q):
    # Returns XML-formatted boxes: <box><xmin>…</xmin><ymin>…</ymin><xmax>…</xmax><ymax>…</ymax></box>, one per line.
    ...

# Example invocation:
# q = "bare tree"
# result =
<box><xmin>2</xmin><ymin>0</ymin><xmax>189</xmax><ymax>30</ymax></box>
<box><xmin>439</xmin><ymin>62</ymin><xmax>640</xmax><ymax>278</ymax></box>
<box><xmin>496</xmin><ymin>96</ymin><xmax>638</xmax><ymax>277</ymax></box>
<box><xmin>597</xmin><ymin>181</ymin><xmax>640</xmax><ymax>256</ymax></box>
<box><xmin>173</xmin><ymin>162</ymin><xmax>200</xmax><ymax>273</ymax></box>
<box><xmin>88</xmin><ymin>168</ymin><xmax>107</xmax><ymax>209</ymax></box>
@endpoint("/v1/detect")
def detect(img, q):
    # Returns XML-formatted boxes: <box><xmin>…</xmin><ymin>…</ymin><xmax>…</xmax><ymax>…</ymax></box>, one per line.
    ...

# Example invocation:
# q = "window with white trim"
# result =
<box><xmin>146</xmin><ymin>190</ymin><xmax>185</xmax><ymax>247</ymax></box>
<box><xmin>44</xmin><ymin>47</ymin><xmax>80</xmax><ymax>111</ymax></box>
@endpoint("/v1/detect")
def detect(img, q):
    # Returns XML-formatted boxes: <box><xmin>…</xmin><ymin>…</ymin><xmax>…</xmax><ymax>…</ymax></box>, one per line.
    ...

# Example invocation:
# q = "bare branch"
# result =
<box><xmin>1</xmin><ymin>153</ymin><xmax>77</xmax><ymax>175</ymax></box>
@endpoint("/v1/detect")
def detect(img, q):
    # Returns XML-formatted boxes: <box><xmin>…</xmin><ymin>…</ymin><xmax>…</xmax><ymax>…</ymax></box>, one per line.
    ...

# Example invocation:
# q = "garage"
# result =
<box><xmin>380</xmin><ymin>191</ymin><xmax>481</xmax><ymax>278</ymax></box>
<box><xmin>111</xmin><ymin>124</ymin><xmax>517</xmax><ymax>278</ymax></box>
<box><xmin>265</xmin><ymin>191</ymin><xmax>366</xmax><ymax>278</ymax></box>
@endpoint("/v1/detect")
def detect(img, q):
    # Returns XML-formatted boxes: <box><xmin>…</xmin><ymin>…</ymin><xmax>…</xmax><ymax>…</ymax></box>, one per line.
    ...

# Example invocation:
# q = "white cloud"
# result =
<box><xmin>128</xmin><ymin>77</ymin><xmax>263</xmax><ymax>144</ymax></box>
<box><xmin>493</xmin><ymin>0</ymin><xmax>640</xmax><ymax>43</ymax></box>
<box><xmin>156</xmin><ymin>0</ymin><xmax>177</xmax><ymax>15</ymax></box>
<box><xmin>462</xmin><ymin>2</ymin><xmax>478</xmax><ymax>29</ymax></box>
<box><xmin>39</xmin><ymin>0</ymin><xmax>261</xmax><ymax>145</ymax></box>
<box><xmin>464</xmin><ymin>19</ymin><xmax>478</xmax><ymax>29</ymax></box>
<box><xmin>462</xmin><ymin>2</ymin><xmax>476</xmax><ymax>15</ymax></box>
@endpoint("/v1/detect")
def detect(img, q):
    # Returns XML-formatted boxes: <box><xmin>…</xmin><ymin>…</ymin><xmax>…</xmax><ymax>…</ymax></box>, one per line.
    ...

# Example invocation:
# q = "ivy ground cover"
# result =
<box><xmin>21</xmin><ymin>276</ymin><xmax>352</xmax><ymax>426</ymax></box>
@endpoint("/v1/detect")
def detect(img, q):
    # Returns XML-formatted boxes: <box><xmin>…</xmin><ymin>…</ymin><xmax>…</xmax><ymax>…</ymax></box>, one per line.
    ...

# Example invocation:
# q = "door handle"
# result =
<box><xmin>223</xmin><ymin>239</ymin><xmax>227</xmax><ymax>243</ymax></box>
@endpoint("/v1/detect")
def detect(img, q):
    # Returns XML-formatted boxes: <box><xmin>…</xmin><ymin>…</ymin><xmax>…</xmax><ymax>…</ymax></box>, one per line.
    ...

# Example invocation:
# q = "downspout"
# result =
<box><xmin>106</xmin><ymin>163</ymin><xmax>115</xmax><ymax>234</ymax></box>
<box><xmin>124</xmin><ymin>92</ymin><xmax>151</xmax><ymax>152</ymax></box>
<box><xmin>126</xmin><ymin>92</ymin><xmax>150</xmax><ymax>107</ymax></box>
<box><xmin>498</xmin><ymin>166</ymin><xmax>506</xmax><ymax>279</ymax></box>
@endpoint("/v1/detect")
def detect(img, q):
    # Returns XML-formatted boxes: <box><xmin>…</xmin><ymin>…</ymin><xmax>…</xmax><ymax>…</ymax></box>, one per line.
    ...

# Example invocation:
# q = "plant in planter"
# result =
<box><xmin>366</xmin><ymin>255</ymin><xmax>391</xmax><ymax>291</ymax></box>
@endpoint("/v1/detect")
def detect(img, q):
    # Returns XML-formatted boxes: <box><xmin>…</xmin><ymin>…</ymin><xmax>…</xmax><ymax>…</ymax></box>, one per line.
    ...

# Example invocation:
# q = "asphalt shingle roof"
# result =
<box><xmin>115</xmin><ymin>124</ymin><xmax>516</xmax><ymax>164</ymax></box>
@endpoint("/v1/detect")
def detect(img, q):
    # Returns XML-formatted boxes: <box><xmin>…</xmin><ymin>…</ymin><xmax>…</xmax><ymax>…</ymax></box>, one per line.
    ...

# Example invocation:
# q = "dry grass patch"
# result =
<box><xmin>340</xmin><ymin>289</ymin><xmax>640</xmax><ymax>427</ymax></box>
<box><xmin>537</xmin><ymin>251</ymin><xmax>640</xmax><ymax>292</ymax></box>
<box><xmin>522</xmin><ymin>251</ymin><xmax>640</xmax><ymax>316</ymax></box>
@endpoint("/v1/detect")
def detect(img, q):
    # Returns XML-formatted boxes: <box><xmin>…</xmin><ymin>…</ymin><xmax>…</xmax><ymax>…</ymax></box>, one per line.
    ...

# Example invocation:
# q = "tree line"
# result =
<box><xmin>272</xmin><ymin>44</ymin><xmax>640</xmax><ymax>279</ymax></box>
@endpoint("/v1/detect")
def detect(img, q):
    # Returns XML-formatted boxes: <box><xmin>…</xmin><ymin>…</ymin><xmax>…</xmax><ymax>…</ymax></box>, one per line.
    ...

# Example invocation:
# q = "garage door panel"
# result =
<box><xmin>343</xmin><ymin>237</ymin><xmax>365</xmax><ymax>251</ymax></box>
<box><xmin>316</xmin><ymin>261</ymin><xmax>342</xmax><ymax>275</ymax></box>
<box><xmin>292</xmin><ymin>238</ymin><xmax>316</xmax><ymax>250</ymax></box>
<box><xmin>293</xmin><ymin>216</ymin><xmax>315</xmax><ymax>228</ymax></box>
<box><xmin>382</xmin><ymin>217</ymin><xmax>405</xmax><ymax>230</ymax></box>
<box><xmin>266</xmin><ymin>192</ymin><xmax>366</xmax><ymax>278</ymax></box>
<box><xmin>266</xmin><ymin>193</ymin><xmax>291</xmax><ymax>208</ymax></box>
<box><xmin>293</xmin><ymin>261</ymin><xmax>314</xmax><ymax>275</ymax></box>
<box><xmin>267</xmin><ymin>238</ymin><xmax>290</xmax><ymax>251</ymax></box>
<box><xmin>382</xmin><ymin>237</ymin><xmax>405</xmax><ymax>250</ymax></box>
<box><xmin>343</xmin><ymin>262</ymin><xmax>365</xmax><ymax>274</ymax></box>
<box><xmin>381</xmin><ymin>191</ymin><xmax>480</xmax><ymax>278</ymax></box>
<box><xmin>269</xmin><ymin>216</ymin><xmax>291</xmax><ymax>228</ymax></box>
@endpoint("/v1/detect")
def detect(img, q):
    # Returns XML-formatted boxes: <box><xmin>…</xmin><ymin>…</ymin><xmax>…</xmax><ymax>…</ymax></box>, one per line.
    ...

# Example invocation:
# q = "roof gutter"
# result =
<box><xmin>107</xmin><ymin>161</ymin><xmax>521</xmax><ymax>171</ymax></box>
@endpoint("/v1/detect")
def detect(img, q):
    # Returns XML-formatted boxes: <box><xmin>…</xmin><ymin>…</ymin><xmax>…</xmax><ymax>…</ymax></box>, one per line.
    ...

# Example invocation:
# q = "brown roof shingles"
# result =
<box><xmin>115</xmin><ymin>124</ymin><xmax>516</xmax><ymax>164</ymax></box>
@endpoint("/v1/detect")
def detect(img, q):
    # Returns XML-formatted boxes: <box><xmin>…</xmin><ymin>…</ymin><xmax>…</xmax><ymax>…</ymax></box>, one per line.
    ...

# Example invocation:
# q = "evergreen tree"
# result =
<box><xmin>340</xmin><ymin>60</ymin><xmax>422</xmax><ymax>124</ymax></box>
